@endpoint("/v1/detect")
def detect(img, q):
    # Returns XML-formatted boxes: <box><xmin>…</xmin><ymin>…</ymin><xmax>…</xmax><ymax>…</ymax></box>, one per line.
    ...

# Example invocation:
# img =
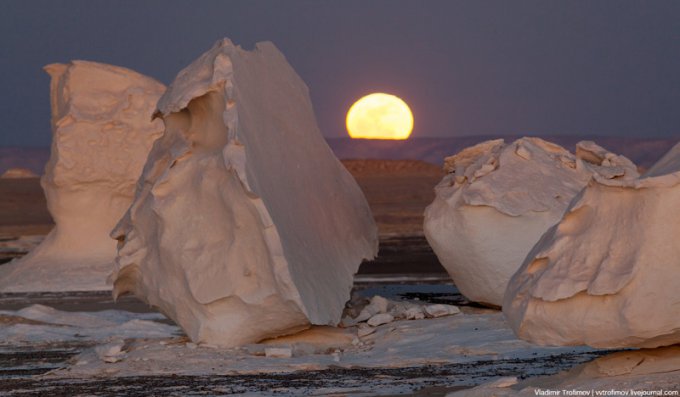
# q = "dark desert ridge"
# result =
<box><xmin>0</xmin><ymin>158</ymin><xmax>445</xmax><ymax>274</ymax></box>
<box><xmin>2</xmin><ymin>135</ymin><xmax>678</xmax><ymax>175</ymax></box>
<box><xmin>1</xmin><ymin>135</ymin><xmax>678</xmax><ymax>272</ymax></box>
<box><xmin>0</xmin><ymin>159</ymin><xmax>441</xmax><ymax>237</ymax></box>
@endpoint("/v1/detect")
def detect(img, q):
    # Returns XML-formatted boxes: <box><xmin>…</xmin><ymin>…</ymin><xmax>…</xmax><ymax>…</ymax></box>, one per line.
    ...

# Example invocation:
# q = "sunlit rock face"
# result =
<box><xmin>111</xmin><ymin>39</ymin><xmax>378</xmax><ymax>347</ymax></box>
<box><xmin>504</xmin><ymin>142</ymin><xmax>680</xmax><ymax>349</ymax></box>
<box><xmin>0</xmin><ymin>61</ymin><xmax>165</xmax><ymax>292</ymax></box>
<box><xmin>423</xmin><ymin>138</ymin><xmax>638</xmax><ymax>307</ymax></box>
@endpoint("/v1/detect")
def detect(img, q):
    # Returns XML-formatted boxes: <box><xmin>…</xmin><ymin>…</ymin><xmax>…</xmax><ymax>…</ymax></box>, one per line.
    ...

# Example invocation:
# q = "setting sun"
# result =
<box><xmin>346</xmin><ymin>93</ymin><xmax>414</xmax><ymax>140</ymax></box>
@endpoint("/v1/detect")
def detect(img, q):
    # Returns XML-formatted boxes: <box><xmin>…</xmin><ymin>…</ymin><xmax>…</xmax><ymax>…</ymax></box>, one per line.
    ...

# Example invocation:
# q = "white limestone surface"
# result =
<box><xmin>504</xmin><ymin>142</ymin><xmax>680</xmax><ymax>348</ymax></box>
<box><xmin>11</xmin><ymin>304</ymin><xmax>592</xmax><ymax>380</ymax></box>
<box><xmin>424</xmin><ymin>138</ymin><xmax>638</xmax><ymax>307</ymax></box>
<box><xmin>0</xmin><ymin>61</ymin><xmax>165</xmax><ymax>292</ymax></box>
<box><xmin>111</xmin><ymin>39</ymin><xmax>378</xmax><ymax>347</ymax></box>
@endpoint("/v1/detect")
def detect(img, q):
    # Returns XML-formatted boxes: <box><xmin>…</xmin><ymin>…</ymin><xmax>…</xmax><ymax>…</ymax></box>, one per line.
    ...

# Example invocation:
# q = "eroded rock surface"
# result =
<box><xmin>112</xmin><ymin>39</ymin><xmax>378</xmax><ymax>347</ymax></box>
<box><xmin>504</xmin><ymin>142</ymin><xmax>680</xmax><ymax>348</ymax></box>
<box><xmin>424</xmin><ymin>138</ymin><xmax>638</xmax><ymax>306</ymax></box>
<box><xmin>0</xmin><ymin>61</ymin><xmax>165</xmax><ymax>292</ymax></box>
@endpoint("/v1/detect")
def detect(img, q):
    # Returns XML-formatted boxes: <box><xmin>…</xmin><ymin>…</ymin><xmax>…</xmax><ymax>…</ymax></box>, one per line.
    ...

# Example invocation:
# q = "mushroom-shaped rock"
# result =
<box><xmin>423</xmin><ymin>137</ymin><xmax>638</xmax><ymax>307</ymax></box>
<box><xmin>111</xmin><ymin>39</ymin><xmax>378</xmax><ymax>347</ymax></box>
<box><xmin>0</xmin><ymin>61</ymin><xmax>165</xmax><ymax>292</ymax></box>
<box><xmin>503</xmin><ymin>142</ymin><xmax>680</xmax><ymax>348</ymax></box>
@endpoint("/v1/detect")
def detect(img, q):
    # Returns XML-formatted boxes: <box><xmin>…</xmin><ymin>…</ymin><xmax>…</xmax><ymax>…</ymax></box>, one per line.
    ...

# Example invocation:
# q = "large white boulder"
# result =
<box><xmin>0</xmin><ymin>61</ymin><xmax>165</xmax><ymax>292</ymax></box>
<box><xmin>503</xmin><ymin>142</ymin><xmax>680</xmax><ymax>348</ymax></box>
<box><xmin>111</xmin><ymin>39</ymin><xmax>378</xmax><ymax>347</ymax></box>
<box><xmin>424</xmin><ymin>138</ymin><xmax>638</xmax><ymax>307</ymax></box>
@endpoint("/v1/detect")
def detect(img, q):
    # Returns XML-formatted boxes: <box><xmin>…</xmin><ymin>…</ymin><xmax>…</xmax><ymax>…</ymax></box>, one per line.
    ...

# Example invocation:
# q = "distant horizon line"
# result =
<box><xmin>326</xmin><ymin>132</ymin><xmax>680</xmax><ymax>140</ymax></box>
<box><xmin>2</xmin><ymin>132</ymin><xmax>679</xmax><ymax>149</ymax></box>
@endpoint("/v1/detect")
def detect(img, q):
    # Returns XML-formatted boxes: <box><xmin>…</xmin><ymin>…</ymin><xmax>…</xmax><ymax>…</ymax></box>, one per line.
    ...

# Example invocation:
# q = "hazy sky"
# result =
<box><xmin>2</xmin><ymin>0</ymin><xmax>679</xmax><ymax>147</ymax></box>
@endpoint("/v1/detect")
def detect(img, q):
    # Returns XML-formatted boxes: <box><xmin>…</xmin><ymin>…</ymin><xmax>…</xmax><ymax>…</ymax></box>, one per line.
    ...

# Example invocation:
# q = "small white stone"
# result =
<box><xmin>367</xmin><ymin>313</ymin><xmax>394</xmax><ymax>327</ymax></box>
<box><xmin>95</xmin><ymin>341</ymin><xmax>126</xmax><ymax>363</ymax></box>
<box><xmin>186</xmin><ymin>342</ymin><xmax>197</xmax><ymax>349</ymax></box>
<box><xmin>404</xmin><ymin>307</ymin><xmax>425</xmax><ymax>320</ymax></box>
<box><xmin>354</xmin><ymin>309</ymin><xmax>373</xmax><ymax>323</ymax></box>
<box><xmin>265</xmin><ymin>347</ymin><xmax>293</xmax><ymax>358</ymax></box>
<box><xmin>357</xmin><ymin>325</ymin><xmax>377</xmax><ymax>338</ymax></box>
<box><xmin>425</xmin><ymin>304</ymin><xmax>460</xmax><ymax>318</ymax></box>
<box><xmin>486</xmin><ymin>376</ymin><xmax>518</xmax><ymax>388</ymax></box>
<box><xmin>354</xmin><ymin>295</ymin><xmax>390</xmax><ymax>324</ymax></box>
<box><xmin>103</xmin><ymin>356</ymin><xmax>122</xmax><ymax>363</ymax></box>
<box><xmin>367</xmin><ymin>295</ymin><xmax>390</xmax><ymax>314</ymax></box>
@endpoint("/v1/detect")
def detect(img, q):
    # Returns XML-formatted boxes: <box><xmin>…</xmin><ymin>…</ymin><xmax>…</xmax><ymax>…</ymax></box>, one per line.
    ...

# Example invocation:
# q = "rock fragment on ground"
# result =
<box><xmin>264</xmin><ymin>347</ymin><xmax>293</xmax><ymax>358</ymax></box>
<box><xmin>342</xmin><ymin>295</ymin><xmax>460</xmax><ymax>329</ymax></box>
<box><xmin>357</xmin><ymin>324</ymin><xmax>377</xmax><ymax>338</ymax></box>
<box><xmin>424</xmin><ymin>304</ymin><xmax>461</xmax><ymax>318</ymax></box>
<box><xmin>95</xmin><ymin>340</ymin><xmax>126</xmax><ymax>363</ymax></box>
<box><xmin>367</xmin><ymin>313</ymin><xmax>395</xmax><ymax>327</ymax></box>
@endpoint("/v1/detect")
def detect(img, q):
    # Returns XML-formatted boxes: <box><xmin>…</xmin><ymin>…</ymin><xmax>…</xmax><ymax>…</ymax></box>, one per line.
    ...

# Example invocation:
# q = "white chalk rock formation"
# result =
<box><xmin>111</xmin><ymin>39</ymin><xmax>378</xmax><ymax>347</ymax></box>
<box><xmin>0</xmin><ymin>61</ymin><xmax>165</xmax><ymax>292</ymax></box>
<box><xmin>424</xmin><ymin>138</ymin><xmax>638</xmax><ymax>307</ymax></box>
<box><xmin>504</xmin><ymin>142</ymin><xmax>680</xmax><ymax>348</ymax></box>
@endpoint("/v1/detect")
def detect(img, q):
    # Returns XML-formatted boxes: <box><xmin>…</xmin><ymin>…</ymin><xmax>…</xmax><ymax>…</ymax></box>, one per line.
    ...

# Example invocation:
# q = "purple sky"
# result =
<box><xmin>2</xmin><ymin>0</ymin><xmax>680</xmax><ymax>147</ymax></box>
